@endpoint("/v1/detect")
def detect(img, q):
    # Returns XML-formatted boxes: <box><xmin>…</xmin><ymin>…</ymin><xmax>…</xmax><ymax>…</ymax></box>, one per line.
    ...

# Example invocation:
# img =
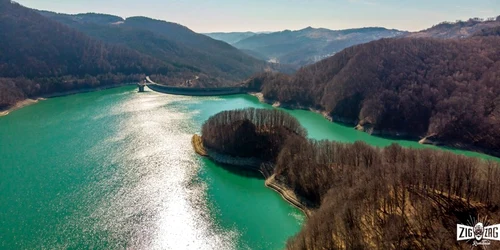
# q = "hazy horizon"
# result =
<box><xmin>14</xmin><ymin>0</ymin><xmax>500</xmax><ymax>33</ymax></box>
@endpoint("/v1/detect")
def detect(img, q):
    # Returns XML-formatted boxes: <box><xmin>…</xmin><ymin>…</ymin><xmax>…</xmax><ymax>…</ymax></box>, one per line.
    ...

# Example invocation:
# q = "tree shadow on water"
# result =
<box><xmin>206</xmin><ymin>158</ymin><xmax>265</xmax><ymax>180</ymax></box>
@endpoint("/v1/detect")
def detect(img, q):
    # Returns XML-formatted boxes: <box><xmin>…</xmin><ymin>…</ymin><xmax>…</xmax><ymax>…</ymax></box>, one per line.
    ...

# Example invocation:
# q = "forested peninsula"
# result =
<box><xmin>194</xmin><ymin>108</ymin><xmax>500</xmax><ymax>249</ymax></box>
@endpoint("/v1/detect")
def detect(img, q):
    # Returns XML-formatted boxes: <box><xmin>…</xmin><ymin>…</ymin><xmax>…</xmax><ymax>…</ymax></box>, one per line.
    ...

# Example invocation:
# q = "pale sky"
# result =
<box><xmin>16</xmin><ymin>0</ymin><xmax>500</xmax><ymax>33</ymax></box>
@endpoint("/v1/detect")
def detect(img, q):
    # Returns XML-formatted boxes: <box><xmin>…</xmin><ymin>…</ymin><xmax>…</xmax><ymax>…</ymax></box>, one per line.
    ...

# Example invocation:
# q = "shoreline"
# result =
<box><xmin>192</xmin><ymin>134</ymin><xmax>311</xmax><ymax>217</ymax></box>
<box><xmin>250</xmin><ymin>92</ymin><xmax>500</xmax><ymax>159</ymax></box>
<box><xmin>0</xmin><ymin>98</ymin><xmax>46</xmax><ymax>117</ymax></box>
<box><xmin>41</xmin><ymin>82</ymin><xmax>135</xmax><ymax>98</ymax></box>
<box><xmin>192</xmin><ymin>134</ymin><xmax>208</xmax><ymax>156</ymax></box>
<box><xmin>0</xmin><ymin>83</ymin><xmax>136</xmax><ymax>117</ymax></box>
<box><xmin>4</xmin><ymin>85</ymin><xmax>496</xmax><ymax>158</ymax></box>
<box><xmin>265</xmin><ymin>174</ymin><xmax>312</xmax><ymax>217</ymax></box>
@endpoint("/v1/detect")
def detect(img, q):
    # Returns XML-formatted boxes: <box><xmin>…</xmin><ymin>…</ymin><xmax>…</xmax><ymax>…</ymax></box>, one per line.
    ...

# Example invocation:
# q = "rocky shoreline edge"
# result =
<box><xmin>192</xmin><ymin>134</ymin><xmax>311</xmax><ymax>217</ymax></box>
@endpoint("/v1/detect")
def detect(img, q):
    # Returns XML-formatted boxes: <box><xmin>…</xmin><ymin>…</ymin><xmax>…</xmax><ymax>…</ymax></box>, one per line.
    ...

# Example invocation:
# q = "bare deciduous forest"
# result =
<box><xmin>247</xmin><ymin>32</ymin><xmax>500</xmax><ymax>157</ymax></box>
<box><xmin>474</xmin><ymin>26</ymin><xmax>500</xmax><ymax>37</ymax></box>
<box><xmin>39</xmin><ymin>11</ymin><xmax>268</xmax><ymax>84</ymax></box>
<box><xmin>202</xmin><ymin>109</ymin><xmax>500</xmax><ymax>250</ymax></box>
<box><xmin>0</xmin><ymin>0</ymin><xmax>266</xmax><ymax>110</ymax></box>
<box><xmin>201</xmin><ymin>108</ymin><xmax>306</xmax><ymax>161</ymax></box>
<box><xmin>406</xmin><ymin>17</ymin><xmax>500</xmax><ymax>39</ymax></box>
<box><xmin>0</xmin><ymin>1</ymin><xmax>171</xmax><ymax>109</ymax></box>
<box><xmin>281</xmin><ymin>140</ymin><xmax>500</xmax><ymax>249</ymax></box>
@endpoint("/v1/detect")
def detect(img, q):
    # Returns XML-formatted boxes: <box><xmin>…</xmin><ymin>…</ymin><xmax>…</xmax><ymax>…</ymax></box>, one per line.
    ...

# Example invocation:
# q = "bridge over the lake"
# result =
<box><xmin>144</xmin><ymin>76</ymin><xmax>249</xmax><ymax>96</ymax></box>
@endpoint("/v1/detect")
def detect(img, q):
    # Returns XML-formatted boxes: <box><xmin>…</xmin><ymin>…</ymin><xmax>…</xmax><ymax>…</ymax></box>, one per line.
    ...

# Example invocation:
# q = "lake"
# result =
<box><xmin>0</xmin><ymin>86</ymin><xmax>496</xmax><ymax>249</ymax></box>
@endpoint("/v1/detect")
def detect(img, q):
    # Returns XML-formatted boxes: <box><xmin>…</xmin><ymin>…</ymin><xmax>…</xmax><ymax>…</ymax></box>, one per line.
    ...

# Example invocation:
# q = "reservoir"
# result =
<box><xmin>0</xmin><ymin>86</ymin><xmax>497</xmax><ymax>249</ymax></box>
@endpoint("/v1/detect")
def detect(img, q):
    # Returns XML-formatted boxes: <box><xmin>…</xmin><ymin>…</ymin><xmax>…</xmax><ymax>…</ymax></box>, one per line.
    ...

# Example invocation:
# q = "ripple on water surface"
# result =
<box><xmin>0</xmin><ymin>87</ymin><xmax>306</xmax><ymax>249</ymax></box>
<box><xmin>82</xmin><ymin>91</ymin><xmax>239</xmax><ymax>249</ymax></box>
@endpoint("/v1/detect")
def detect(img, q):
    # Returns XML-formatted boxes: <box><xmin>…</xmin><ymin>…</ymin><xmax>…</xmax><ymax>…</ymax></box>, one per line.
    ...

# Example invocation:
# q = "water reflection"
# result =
<box><xmin>0</xmin><ymin>88</ymin><xmax>302</xmax><ymax>250</ymax></box>
<box><xmin>87</xmin><ymin>92</ymin><xmax>237</xmax><ymax>249</ymax></box>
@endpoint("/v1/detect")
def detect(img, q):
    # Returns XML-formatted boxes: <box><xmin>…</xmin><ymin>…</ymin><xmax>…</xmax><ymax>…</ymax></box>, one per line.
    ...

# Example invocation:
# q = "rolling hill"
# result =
<box><xmin>39</xmin><ymin>11</ymin><xmax>268</xmax><ymax>84</ymax></box>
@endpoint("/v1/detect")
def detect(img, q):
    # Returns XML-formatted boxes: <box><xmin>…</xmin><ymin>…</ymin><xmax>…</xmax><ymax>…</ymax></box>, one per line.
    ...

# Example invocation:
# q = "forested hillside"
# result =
<box><xmin>0</xmin><ymin>0</ymin><xmax>183</xmax><ymax>110</ymax></box>
<box><xmin>200</xmin><ymin>108</ymin><xmax>500</xmax><ymax>249</ymax></box>
<box><xmin>248</xmin><ymin>35</ymin><xmax>500</xmax><ymax>156</ymax></box>
<box><xmin>281</xmin><ymin>139</ymin><xmax>500</xmax><ymax>249</ymax></box>
<box><xmin>0</xmin><ymin>1</ymin><xmax>269</xmax><ymax>110</ymax></box>
<box><xmin>39</xmin><ymin>11</ymin><xmax>267</xmax><ymax>84</ymax></box>
<box><xmin>474</xmin><ymin>25</ymin><xmax>500</xmax><ymax>37</ymax></box>
<box><xmin>407</xmin><ymin>16</ymin><xmax>500</xmax><ymax>38</ymax></box>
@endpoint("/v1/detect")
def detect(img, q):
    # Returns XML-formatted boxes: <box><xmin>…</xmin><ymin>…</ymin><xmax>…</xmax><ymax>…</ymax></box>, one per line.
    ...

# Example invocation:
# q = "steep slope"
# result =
<box><xmin>200</xmin><ymin>108</ymin><xmax>500</xmax><ymax>249</ymax></box>
<box><xmin>203</xmin><ymin>32</ymin><xmax>257</xmax><ymax>44</ymax></box>
<box><xmin>120</xmin><ymin>17</ymin><xmax>267</xmax><ymax>79</ymax></box>
<box><xmin>0</xmin><ymin>0</ymin><xmax>185</xmax><ymax>110</ymax></box>
<box><xmin>407</xmin><ymin>16</ymin><xmax>500</xmax><ymax>38</ymax></box>
<box><xmin>39</xmin><ymin>12</ymin><xmax>267</xmax><ymax>84</ymax></box>
<box><xmin>249</xmin><ymin>35</ymin><xmax>500</xmax><ymax>156</ymax></box>
<box><xmin>280</xmin><ymin>141</ymin><xmax>500</xmax><ymax>250</ymax></box>
<box><xmin>233</xmin><ymin>27</ymin><xmax>406</xmax><ymax>66</ymax></box>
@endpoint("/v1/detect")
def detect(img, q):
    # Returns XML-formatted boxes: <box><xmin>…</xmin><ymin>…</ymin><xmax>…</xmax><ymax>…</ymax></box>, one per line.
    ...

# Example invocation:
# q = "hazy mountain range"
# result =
<box><xmin>206</xmin><ymin>27</ymin><xmax>406</xmax><ymax>67</ymax></box>
<box><xmin>206</xmin><ymin>17</ymin><xmax>500</xmax><ymax>67</ymax></box>
<box><xmin>202</xmin><ymin>32</ymin><xmax>259</xmax><ymax>44</ymax></box>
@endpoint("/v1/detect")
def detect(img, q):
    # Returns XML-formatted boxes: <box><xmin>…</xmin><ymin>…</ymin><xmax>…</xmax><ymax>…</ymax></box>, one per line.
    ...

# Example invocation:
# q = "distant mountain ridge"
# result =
<box><xmin>207</xmin><ymin>16</ymin><xmax>500</xmax><ymax>67</ymax></box>
<box><xmin>207</xmin><ymin>26</ymin><xmax>407</xmax><ymax>67</ymax></box>
<box><xmin>203</xmin><ymin>32</ymin><xmax>258</xmax><ymax>44</ymax></box>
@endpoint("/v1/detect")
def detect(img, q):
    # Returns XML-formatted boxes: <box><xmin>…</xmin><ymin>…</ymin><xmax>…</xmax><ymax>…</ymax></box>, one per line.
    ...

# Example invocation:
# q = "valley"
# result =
<box><xmin>1</xmin><ymin>0</ymin><xmax>500</xmax><ymax>249</ymax></box>
<box><xmin>206</xmin><ymin>27</ymin><xmax>406</xmax><ymax>67</ymax></box>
